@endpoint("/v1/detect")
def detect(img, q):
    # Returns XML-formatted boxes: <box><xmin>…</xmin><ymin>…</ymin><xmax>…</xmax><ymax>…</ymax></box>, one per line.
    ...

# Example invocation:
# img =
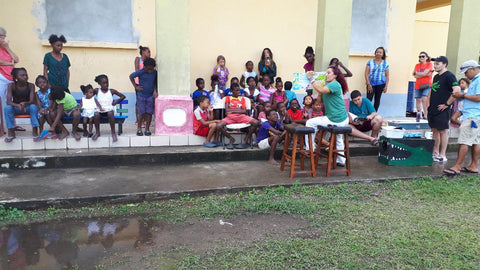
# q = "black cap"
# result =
<box><xmin>431</xmin><ymin>56</ymin><xmax>448</xmax><ymax>65</ymax></box>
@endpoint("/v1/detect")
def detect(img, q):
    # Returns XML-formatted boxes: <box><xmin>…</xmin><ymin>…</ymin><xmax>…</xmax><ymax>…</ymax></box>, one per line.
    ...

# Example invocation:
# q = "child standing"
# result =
<box><xmin>48</xmin><ymin>86</ymin><xmax>81</xmax><ymax>140</ymax></box>
<box><xmin>258</xmin><ymin>74</ymin><xmax>275</xmax><ymax>104</ymax></box>
<box><xmin>194</xmin><ymin>95</ymin><xmax>226</xmax><ymax>147</ymax></box>
<box><xmin>303</xmin><ymin>46</ymin><xmax>315</xmax><ymax>72</ymax></box>
<box><xmin>240</xmin><ymin>61</ymin><xmax>258</xmax><ymax>88</ymax></box>
<box><xmin>270</xmin><ymin>77</ymin><xmax>287</xmax><ymax>109</ymax></box>
<box><xmin>130</xmin><ymin>58</ymin><xmax>157</xmax><ymax>136</ymax></box>
<box><xmin>208</xmin><ymin>75</ymin><xmax>224</xmax><ymax>120</ymax></box>
<box><xmin>257</xmin><ymin>110</ymin><xmax>286</xmax><ymax>164</ymax></box>
<box><xmin>35</xmin><ymin>75</ymin><xmax>52</xmax><ymax>134</ymax></box>
<box><xmin>80</xmin><ymin>84</ymin><xmax>102</xmax><ymax>139</ymax></box>
<box><xmin>191</xmin><ymin>78</ymin><xmax>209</xmax><ymax>109</ymax></box>
<box><xmin>43</xmin><ymin>35</ymin><xmax>71</xmax><ymax>93</ymax></box>
<box><xmin>213</xmin><ymin>55</ymin><xmax>229</xmax><ymax>90</ymax></box>
<box><xmin>134</xmin><ymin>45</ymin><xmax>151</xmax><ymax>125</ymax></box>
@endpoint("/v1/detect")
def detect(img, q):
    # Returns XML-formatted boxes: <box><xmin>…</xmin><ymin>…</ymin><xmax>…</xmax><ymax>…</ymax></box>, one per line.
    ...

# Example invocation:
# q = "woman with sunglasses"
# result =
<box><xmin>413</xmin><ymin>51</ymin><xmax>433</xmax><ymax>119</ymax></box>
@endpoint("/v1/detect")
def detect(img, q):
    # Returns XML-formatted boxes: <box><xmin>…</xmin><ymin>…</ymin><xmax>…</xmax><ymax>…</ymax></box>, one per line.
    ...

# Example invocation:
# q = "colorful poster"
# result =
<box><xmin>292</xmin><ymin>72</ymin><xmax>326</xmax><ymax>91</ymax></box>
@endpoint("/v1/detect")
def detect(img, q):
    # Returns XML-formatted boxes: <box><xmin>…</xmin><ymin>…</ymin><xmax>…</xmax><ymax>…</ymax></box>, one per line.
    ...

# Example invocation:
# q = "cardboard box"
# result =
<box><xmin>378</xmin><ymin>136</ymin><xmax>433</xmax><ymax>166</ymax></box>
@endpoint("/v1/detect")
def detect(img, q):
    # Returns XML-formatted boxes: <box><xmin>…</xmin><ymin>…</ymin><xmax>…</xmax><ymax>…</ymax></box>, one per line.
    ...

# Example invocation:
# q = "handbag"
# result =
<box><xmin>418</xmin><ymin>83</ymin><xmax>430</xmax><ymax>90</ymax></box>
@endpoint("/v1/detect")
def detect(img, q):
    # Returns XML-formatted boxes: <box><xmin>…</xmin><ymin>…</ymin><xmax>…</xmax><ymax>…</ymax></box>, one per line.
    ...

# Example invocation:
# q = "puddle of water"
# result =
<box><xmin>0</xmin><ymin>217</ymin><xmax>159</xmax><ymax>269</ymax></box>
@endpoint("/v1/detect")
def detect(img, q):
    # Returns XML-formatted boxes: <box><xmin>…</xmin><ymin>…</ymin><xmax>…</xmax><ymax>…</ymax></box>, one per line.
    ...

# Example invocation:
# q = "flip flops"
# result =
<box><xmin>14</xmin><ymin>126</ymin><xmax>25</xmax><ymax>132</ymax></box>
<box><xmin>226</xmin><ymin>143</ymin><xmax>234</xmax><ymax>150</ymax></box>
<box><xmin>460</xmin><ymin>167</ymin><xmax>479</xmax><ymax>174</ymax></box>
<box><xmin>443</xmin><ymin>168</ymin><xmax>460</xmax><ymax>177</ymax></box>
<box><xmin>202</xmin><ymin>142</ymin><xmax>217</xmax><ymax>148</ymax></box>
<box><xmin>37</xmin><ymin>130</ymin><xmax>50</xmax><ymax>141</ymax></box>
<box><xmin>4</xmin><ymin>136</ymin><xmax>15</xmax><ymax>143</ymax></box>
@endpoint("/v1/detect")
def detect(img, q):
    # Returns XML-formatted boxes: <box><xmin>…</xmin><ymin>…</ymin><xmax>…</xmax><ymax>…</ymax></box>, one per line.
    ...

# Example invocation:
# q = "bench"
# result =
<box><xmin>14</xmin><ymin>99</ymin><xmax>129</xmax><ymax>135</ymax></box>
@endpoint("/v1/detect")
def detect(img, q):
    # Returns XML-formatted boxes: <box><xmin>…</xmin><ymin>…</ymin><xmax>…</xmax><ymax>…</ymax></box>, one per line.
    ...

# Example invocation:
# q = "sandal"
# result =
<box><xmin>460</xmin><ymin>167</ymin><xmax>478</xmax><ymax>174</ymax></box>
<box><xmin>50</xmin><ymin>134</ymin><xmax>58</xmax><ymax>140</ymax></box>
<box><xmin>443</xmin><ymin>168</ymin><xmax>460</xmax><ymax>177</ymax></box>
<box><xmin>4</xmin><ymin>136</ymin><xmax>15</xmax><ymax>143</ymax></box>
<box><xmin>144</xmin><ymin>130</ymin><xmax>152</xmax><ymax>136</ymax></box>
<box><xmin>33</xmin><ymin>136</ymin><xmax>40</xmax><ymax>142</ymax></box>
<box><xmin>136</xmin><ymin>130</ymin><xmax>143</xmax><ymax>136</ymax></box>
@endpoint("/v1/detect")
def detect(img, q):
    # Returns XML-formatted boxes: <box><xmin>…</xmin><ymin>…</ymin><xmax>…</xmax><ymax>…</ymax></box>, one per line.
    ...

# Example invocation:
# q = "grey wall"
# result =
<box><xmin>41</xmin><ymin>0</ymin><xmax>137</xmax><ymax>43</ymax></box>
<box><xmin>350</xmin><ymin>0</ymin><xmax>388</xmax><ymax>53</ymax></box>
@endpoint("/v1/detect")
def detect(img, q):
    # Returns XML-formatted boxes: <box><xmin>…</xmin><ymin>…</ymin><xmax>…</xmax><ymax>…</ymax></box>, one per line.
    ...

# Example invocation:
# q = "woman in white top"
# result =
<box><xmin>94</xmin><ymin>74</ymin><xmax>125</xmax><ymax>142</ymax></box>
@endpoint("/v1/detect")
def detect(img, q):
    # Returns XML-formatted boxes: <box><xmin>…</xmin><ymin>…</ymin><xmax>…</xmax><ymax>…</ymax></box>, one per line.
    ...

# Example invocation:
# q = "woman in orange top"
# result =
<box><xmin>412</xmin><ymin>51</ymin><xmax>433</xmax><ymax>119</ymax></box>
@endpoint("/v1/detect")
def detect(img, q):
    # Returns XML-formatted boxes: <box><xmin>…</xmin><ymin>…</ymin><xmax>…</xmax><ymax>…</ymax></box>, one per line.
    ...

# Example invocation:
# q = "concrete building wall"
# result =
<box><xmin>1</xmin><ymin>0</ymin><xmax>452</xmax><ymax>119</ymax></box>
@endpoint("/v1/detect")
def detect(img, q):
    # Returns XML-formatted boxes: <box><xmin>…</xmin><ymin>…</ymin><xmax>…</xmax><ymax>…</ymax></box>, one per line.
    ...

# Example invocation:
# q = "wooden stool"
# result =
<box><xmin>280</xmin><ymin>124</ymin><xmax>316</xmax><ymax>178</ymax></box>
<box><xmin>314</xmin><ymin>125</ymin><xmax>352</xmax><ymax>177</ymax></box>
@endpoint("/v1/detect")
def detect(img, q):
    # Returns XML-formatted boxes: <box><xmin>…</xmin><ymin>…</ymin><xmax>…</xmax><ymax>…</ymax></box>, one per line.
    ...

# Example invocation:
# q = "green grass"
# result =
<box><xmin>1</xmin><ymin>176</ymin><xmax>480</xmax><ymax>269</ymax></box>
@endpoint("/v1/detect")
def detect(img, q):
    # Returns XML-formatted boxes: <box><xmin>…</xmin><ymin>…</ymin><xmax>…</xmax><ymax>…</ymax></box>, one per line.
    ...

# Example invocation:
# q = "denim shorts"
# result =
<box><xmin>415</xmin><ymin>88</ymin><xmax>430</xmax><ymax>99</ymax></box>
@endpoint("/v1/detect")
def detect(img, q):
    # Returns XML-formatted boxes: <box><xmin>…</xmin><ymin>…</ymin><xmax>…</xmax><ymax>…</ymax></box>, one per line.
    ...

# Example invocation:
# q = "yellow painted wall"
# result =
<box><xmin>0</xmin><ymin>0</ymin><xmax>155</xmax><ymax>93</ymax></box>
<box><xmin>189</xmin><ymin>0</ymin><xmax>318</xmax><ymax>93</ymax></box>
<box><xmin>346</xmin><ymin>0</ymin><xmax>417</xmax><ymax>95</ymax></box>
<box><xmin>410</xmin><ymin>6</ymin><xmax>450</xmax><ymax>80</ymax></box>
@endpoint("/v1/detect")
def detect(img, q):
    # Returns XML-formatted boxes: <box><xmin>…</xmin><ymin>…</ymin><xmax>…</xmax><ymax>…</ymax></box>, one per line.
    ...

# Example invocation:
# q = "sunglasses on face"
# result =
<box><xmin>419</xmin><ymin>55</ymin><xmax>426</xmax><ymax>58</ymax></box>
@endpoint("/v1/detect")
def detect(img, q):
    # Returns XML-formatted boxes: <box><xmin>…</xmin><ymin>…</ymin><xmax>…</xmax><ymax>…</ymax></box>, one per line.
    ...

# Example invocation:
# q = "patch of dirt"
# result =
<box><xmin>146</xmin><ymin>214</ymin><xmax>315</xmax><ymax>254</ymax></box>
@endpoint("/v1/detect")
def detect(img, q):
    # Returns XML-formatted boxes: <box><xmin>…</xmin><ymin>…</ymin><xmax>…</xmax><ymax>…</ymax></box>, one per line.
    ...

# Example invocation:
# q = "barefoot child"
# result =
<box><xmin>35</xmin><ymin>75</ymin><xmax>52</xmax><ymax>134</ymax></box>
<box><xmin>257</xmin><ymin>110</ymin><xmax>286</xmax><ymax>164</ymax></box>
<box><xmin>79</xmin><ymin>84</ymin><xmax>102</xmax><ymax>139</ymax></box>
<box><xmin>94</xmin><ymin>74</ymin><xmax>125</xmax><ymax>141</ymax></box>
<box><xmin>130</xmin><ymin>58</ymin><xmax>157</xmax><ymax>136</ymax></box>
<box><xmin>240</xmin><ymin>61</ymin><xmax>258</xmax><ymax>89</ymax></box>
<box><xmin>48</xmin><ymin>86</ymin><xmax>81</xmax><ymax>140</ymax></box>
<box><xmin>194</xmin><ymin>95</ymin><xmax>226</xmax><ymax>147</ymax></box>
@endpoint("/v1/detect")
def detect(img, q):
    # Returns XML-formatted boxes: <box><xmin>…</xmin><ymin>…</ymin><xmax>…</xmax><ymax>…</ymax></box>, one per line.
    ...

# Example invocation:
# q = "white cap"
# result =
<box><xmin>458</xmin><ymin>60</ymin><xmax>480</xmax><ymax>74</ymax></box>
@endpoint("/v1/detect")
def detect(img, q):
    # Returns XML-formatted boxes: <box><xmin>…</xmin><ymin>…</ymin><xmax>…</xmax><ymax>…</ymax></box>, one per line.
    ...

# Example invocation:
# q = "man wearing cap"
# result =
<box><xmin>443</xmin><ymin>60</ymin><xmax>480</xmax><ymax>176</ymax></box>
<box><xmin>427</xmin><ymin>56</ymin><xmax>460</xmax><ymax>163</ymax></box>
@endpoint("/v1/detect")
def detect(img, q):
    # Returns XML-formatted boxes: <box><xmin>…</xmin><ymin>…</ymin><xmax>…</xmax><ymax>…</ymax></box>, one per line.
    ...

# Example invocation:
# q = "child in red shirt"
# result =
<box><xmin>287</xmin><ymin>99</ymin><xmax>305</xmax><ymax>124</ymax></box>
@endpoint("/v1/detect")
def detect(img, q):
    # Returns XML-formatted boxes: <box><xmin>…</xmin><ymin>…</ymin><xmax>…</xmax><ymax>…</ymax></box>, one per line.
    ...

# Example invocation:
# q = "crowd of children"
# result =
<box><xmin>191</xmin><ymin>52</ymin><xmax>333</xmax><ymax>164</ymax></box>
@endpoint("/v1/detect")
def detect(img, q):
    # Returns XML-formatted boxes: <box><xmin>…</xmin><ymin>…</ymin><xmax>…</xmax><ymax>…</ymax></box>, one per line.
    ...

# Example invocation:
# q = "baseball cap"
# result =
<box><xmin>458</xmin><ymin>60</ymin><xmax>480</xmax><ymax>74</ymax></box>
<box><xmin>431</xmin><ymin>56</ymin><xmax>448</xmax><ymax>65</ymax></box>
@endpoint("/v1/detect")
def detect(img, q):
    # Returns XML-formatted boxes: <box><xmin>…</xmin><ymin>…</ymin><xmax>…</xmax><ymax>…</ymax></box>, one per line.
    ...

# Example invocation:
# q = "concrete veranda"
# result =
<box><xmin>0</xmin><ymin>150</ymin><xmax>470</xmax><ymax>210</ymax></box>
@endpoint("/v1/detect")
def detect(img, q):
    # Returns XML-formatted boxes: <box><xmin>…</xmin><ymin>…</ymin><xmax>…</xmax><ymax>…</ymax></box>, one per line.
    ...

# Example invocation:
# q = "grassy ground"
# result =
<box><xmin>1</xmin><ymin>176</ymin><xmax>480</xmax><ymax>269</ymax></box>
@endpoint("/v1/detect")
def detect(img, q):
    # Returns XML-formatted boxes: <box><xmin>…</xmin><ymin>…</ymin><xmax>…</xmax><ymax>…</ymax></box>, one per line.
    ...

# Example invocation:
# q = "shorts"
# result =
<box><xmin>258</xmin><ymin>138</ymin><xmax>270</xmax><ymax>149</ymax></box>
<box><xmin>356</xmin><ymin>119</ymin><xmax>373</xmax><ymax>132</ymax></box>
<box><xmin>414</xmin><ymin>88</ymin><xmax>430</xmax><ymax>99</ymax></box>
<box><xmin>81</xmin><ymin>108</ymin><xmax>96</xmax><ymax>118</ymax></box>
<box><xmin>137</xmin><ymin>95</ymin><xmax>154</xmax><ymax>115</ymax></box>
<box><xmin>195</xmin><ymin>125</ymin><xmax>209</xmax><ymax>137</ymax></box>
<box><xmin>428</xmin><ymin>108</ymin><xmax>451</xmax><ymax>130</ymax></box>
<box><xmin>458</xmin><ymin>118</ymin><xmax>480</xmax><ymax>146</ymax></box>
<box><xmin>221</xmin><ymin>113</ymin><xmax>253</xmax><ymax>125</ymax></box>
<box><xmin>64</xmin><ymin>107</ymin><xmax>78</xmax><ymax>117</ymax></box>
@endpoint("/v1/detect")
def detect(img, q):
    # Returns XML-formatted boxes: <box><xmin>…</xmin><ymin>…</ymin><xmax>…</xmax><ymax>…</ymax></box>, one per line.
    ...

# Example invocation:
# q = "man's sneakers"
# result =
<box><xmin>433</xmin><ymin>154</ymin><xmax>447</xmax><ymax>163</ymax></box>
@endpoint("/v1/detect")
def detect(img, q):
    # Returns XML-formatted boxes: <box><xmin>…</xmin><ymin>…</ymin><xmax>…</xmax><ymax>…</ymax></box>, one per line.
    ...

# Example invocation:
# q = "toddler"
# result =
<box><xmin>80</xmin><ymin>84</ymin><xmax>102</xmax><ymax>138</ymax></box>
<box><xmin>35</xmin><ymin>75</ymin><xmax>52</xmax><ymax>133</ymax></box>
<box><xmin>308</xmin><ymin>100</ymin><xmax>324</xmax><ymax>118</ymax></box>
<box><xmin>451</xmin><ymin>78</ymin><xmax>470</xmax><ymax>126</ymax></box>
<box><xmin>302</xmin><ymin>95</ymin><xmax>314</xmax><ymax>119</ymax></box>
<box><xmin>213</xmin><ymin>55</ymin><xmax>229</xmax><ymax>90</ymax></box>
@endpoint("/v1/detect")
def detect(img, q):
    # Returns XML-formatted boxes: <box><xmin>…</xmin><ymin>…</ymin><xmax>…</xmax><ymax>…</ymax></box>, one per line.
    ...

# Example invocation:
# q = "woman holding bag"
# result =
<box><xmin>413</xmin><ymin>51</ymin><xmax>433</xmax><ymax>119</ymax></box>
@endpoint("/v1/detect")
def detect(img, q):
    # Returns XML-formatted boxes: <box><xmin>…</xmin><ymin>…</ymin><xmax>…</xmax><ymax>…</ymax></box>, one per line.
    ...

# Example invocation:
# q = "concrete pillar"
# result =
<box><xmin>446</xmin><ymin>0</ymin><xmax>480</xmax><ymax>74</ymax></box>
<box><xmin>314</xmin><ymin>0</ymin><xmax>353</xmax><ymax>71</ymax></box>
<box><xmin>155</xmin><ymin>0</ymin><xmax>193</xmax><ymax>135</ymax></box>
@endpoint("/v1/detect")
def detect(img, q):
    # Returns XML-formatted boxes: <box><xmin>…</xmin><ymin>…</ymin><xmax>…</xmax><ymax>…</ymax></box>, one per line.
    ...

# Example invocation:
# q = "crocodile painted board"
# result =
<box><xmin>378</xmin><ymin>136</ymin><xmax>433</xmax><ymax>166</ymax></box>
